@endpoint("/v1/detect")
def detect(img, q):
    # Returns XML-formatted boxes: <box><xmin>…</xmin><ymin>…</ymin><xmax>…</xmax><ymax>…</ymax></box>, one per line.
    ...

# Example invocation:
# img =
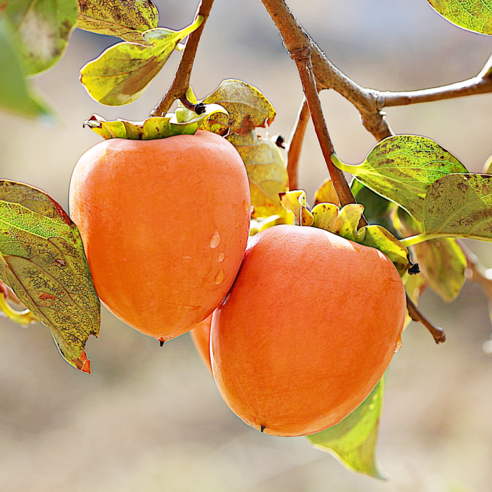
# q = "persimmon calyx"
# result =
<box><xmin>82</xmin><ymin>102</ymin><xmax>228</xmax><ymax>141</ymax></box>
<box><xmin>280</xmin><ymin>190</ymin><xmax>410</xmax><ymax>277</ymax></box>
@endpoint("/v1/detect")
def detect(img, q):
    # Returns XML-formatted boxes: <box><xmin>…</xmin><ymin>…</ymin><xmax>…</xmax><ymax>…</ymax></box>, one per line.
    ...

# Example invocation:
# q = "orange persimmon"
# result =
<box><xmin>69</xmin><ymin>131</ymin><xmax>250</xmax><ymax>341</ymax></box>
<box><xmin>190</xmin><ymin>314</ymin><xmax>213</xmax><ymax>372</ymax></box>
<box><xmin>211</xmin><ymin>225</ymin><xmax>406</xmax><ymax>437</ymax></box>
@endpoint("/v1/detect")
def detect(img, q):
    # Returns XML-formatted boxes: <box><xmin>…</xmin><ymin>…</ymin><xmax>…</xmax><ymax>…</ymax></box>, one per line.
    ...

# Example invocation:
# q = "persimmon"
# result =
<box><xmin>69</xmin><ymin>131</ymin><xmax>250</xmax><ymax>341</ymax></box>
<box><xmin>211</xmin><ymin>225</ymin><xmax>406</xmax><ymax>437</ymax></box>
<box><xmin>190</xmin><ymin>314</ymin><xmax>213</xmax><ymax>372</ymax></box>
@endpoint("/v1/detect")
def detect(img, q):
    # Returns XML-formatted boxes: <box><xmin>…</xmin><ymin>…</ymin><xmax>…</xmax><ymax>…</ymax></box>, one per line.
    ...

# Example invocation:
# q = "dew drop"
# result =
<box><xmin>214</xmin><ymin>269</ymin><xmax>225</xmax><ymax>284</ymax></box>
<box><xmin>394</xmin><ymin>337</ymin><xmax>402</xmax><ymax>353</ymax></box>
<box><xmin>209</xmin><ymin>230</ymin><xmax>221</xmax><ymax>249</ymax></box>
<box><xmin>218</xmin><ymin>252</ymin><xmax>225</xmax><ymax>262</ymax></box>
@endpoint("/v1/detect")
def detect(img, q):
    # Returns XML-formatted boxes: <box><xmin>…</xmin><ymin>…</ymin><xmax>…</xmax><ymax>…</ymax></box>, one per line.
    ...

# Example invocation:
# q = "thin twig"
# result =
<box><xmin>292</xmin><ymin>46</ymin><xmax>358</xmax><ymax>208</ymax></box>
<box><xmin>407</xmin><ymin>296</ymin><xmax>446</xmax><ymax>344</ymax></box>
<box><xmin>149</xmin><ymin>0</ymin><xmax>215</xmax><ymax>117</ymax></box>
<box><xmin>380</xmin><ymin>54</ymin><xmax>492</xmax><ymax>108</ymax></box>
<box><xmin>286</xmin><ymin>97</ymin><xmax>310</xmax><ymax>190</ymax></box>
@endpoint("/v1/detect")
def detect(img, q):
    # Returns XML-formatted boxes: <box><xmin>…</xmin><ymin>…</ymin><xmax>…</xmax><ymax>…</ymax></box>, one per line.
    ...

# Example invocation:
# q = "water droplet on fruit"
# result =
<box><xmin>218</xmin><ymin>252</ymin><xmax>225</xmax><ymax>262</ymax></box>
<box><xmin>394</xmin><ymin>337</ymin><xmax>402</xmax><ymax>353</ymax></box>
<box><xmin>215</xmin><ymin>269</ymin><xmax>225</xmax><ymax>284</ymax></box>
<box><xmin>210</xmin><ymin>230</ymin><xmax>221</xmax><ymax>249</ymax></box>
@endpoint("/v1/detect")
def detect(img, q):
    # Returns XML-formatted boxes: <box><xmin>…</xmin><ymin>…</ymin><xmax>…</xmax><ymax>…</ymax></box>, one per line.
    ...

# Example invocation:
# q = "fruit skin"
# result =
<box><xmin>190</xmin><ymin>314</ymin><xmax>213</xmax><ymax>372</ymax></box>
<box><xmin>69</xmin><ymin>131</ymin><xmax>250</xmax><ymax>341</ymax></box>
<box><xmin>211</xmin><ymin>225</ymin><xmax>406</xmax><ymax>437</ymax></box>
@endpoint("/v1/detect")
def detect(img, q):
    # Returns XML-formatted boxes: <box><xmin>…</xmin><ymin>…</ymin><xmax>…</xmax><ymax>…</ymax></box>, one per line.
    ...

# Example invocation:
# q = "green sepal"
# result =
<box><xmin>83</xmin><ymin>103</ymin><xmax>228</xmax><ymax>140</ymax></box>
<box><xmin>280</xmin><ymin>190</ymin><xmax>410</xmax><ymax>276</ymax></box>
<box><xmin>307</xmin><ymin>377</ymin><xmax>388</xmax><ymax>480</ymax></box>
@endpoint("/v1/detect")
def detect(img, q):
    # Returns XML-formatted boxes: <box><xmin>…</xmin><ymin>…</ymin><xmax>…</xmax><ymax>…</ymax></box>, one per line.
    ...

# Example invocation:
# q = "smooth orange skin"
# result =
<box><xmin>69</xmin><ymin>132</ymin><xmax>250</xmax><ymax>341</ymax></box>
<box><xmin>190</xmin><ymin>314</ymin><xmax>213</xmax><ymax>372</ymax></box>
<box><xmin>211</xmin><ymin>225</ymin><xmax>406</xmax><ymax>437</ymax></box>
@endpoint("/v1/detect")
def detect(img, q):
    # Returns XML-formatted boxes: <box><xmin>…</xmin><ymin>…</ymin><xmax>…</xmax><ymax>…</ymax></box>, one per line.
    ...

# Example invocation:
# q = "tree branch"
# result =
<box><xmin>380</xmin><ymin>54</ymin><xmax>492</xmax><ymax>108</ymax></box>
<box><xmin>292</xmin><ymin>47</ymin><xmax>358</xmax><ymax>208</ymax></box>
<box><xmin>407</xmin><ymin>296</ymin><xmax>446</xmax><ymax>344</ymax></box>
<box><xmin>149</xmin><ymin>0</ymin><xmax>215</xmax><ymax>117</ymax></box>
<box><xmin>286</xmin><ymin>97</ymin><xmax>310</xmax><ymax>191</ymax></box>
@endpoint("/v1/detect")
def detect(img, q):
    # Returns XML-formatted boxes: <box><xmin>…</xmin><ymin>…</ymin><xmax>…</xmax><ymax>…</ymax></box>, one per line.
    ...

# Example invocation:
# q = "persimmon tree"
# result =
<box><xmin>1</xmin><ymin>0</ymin><xmax>492</xmax><ymax>479</ymax></box>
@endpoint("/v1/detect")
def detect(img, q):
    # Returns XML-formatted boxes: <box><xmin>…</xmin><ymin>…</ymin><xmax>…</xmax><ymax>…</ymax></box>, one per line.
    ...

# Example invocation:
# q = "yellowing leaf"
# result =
<box><xmin>427</xmin><ymin>0</ymin><xmax>492</xmax><ymax>35</ymax></box>
<box><xmin>76</xmin><ymin>0</ymin><xmax>159</xmax><ymax>42</ymax></box>
<box><xmin>0</xmin><ymin>181</ymin><xmax>100</xmax><ymax>373</ymax></box>
<box><xmin>333</xmin><ymin>135</ymin><xmax>468</xmax><ymax>222</ymax></box>
<box><xmin>279</xmin><ymin>190</ymin><xmax>314</xmax><ymax>226</ymax></box>
<box><xmin>307</xmin><ymin>378</ymin><xmax>388</xmax><ymax>480</ymax></box>
<box><xmin>229</xmin><ymin>131</ymin><xmax>289</xmax><ymax>219</ymax></box>
<box><xmin>1</xmin><ymin>0</ymin><xmax>78</xmax><ymax>75</ymax></box>
<box><xmin>313</xmin><ymin>178</ymin><xmax>339</xmax><ymax>206</ymax></box>
<box><xmin>80</xmin><ymin>17</ymin><xmax>203</xmax><ymax>106</ymax></box>
<box><xmin>203</xmin><ymin>79</ymin><xmax>276</xmax><ymax>136</ymax></box>
<box><xmin>424</xmin><ymin>174</ymin><xmax>492</xmax><ymax>241</ymax></box>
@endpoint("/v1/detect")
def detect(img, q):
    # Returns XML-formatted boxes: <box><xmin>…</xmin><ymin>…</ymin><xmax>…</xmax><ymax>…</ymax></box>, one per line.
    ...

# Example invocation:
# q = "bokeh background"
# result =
<box><xmin>1</xmin><ymin>0</ymin><xmax>492</xmax><ymax>491</ymax></box>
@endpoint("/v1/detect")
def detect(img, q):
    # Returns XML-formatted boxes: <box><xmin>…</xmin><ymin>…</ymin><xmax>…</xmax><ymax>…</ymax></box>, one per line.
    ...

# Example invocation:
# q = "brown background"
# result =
<box><xmin>1</xmin><ymin>0</ymin><xmax>492</xmax><ymax>490</ymax></box>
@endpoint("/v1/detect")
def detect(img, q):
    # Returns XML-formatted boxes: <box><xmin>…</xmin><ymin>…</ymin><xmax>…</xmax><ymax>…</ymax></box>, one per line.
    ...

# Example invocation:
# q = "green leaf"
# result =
<box><xmin>398</xmin><ymin>209</ymin><xmax>466</xmax><ymax>302</ymax></box>
<box><xmin>307</xmin><ymin>378</ymin><xmax>388</xmax><ymax>480</ymax></box>
<box><xmin>427</xmin><ymin>0</ymin><xmax>492</xmax><ymax>35</ymax></box>
<box><xmin>0</xmin><ymin>20</ymin><xmax>55</xmax><ymax>120</ymax></box>
<box><xmin>351</xmin><ymin>179</ymin><xmax>399</xmax><ymax>237</ymax></box>
<box><xmin>83</xmin><ymin>103</ymin><xmax>228</xmax><ymax>140</ymax></box>
<box><xmin>80</xmin><ymin>17</ymin><xmax>203</xmax><ymax>106</ymax></box>
<box><xmin>423</xmin><ymin>173</ymin><xmax>492</xmax><ymax>241</ymax></box>
<box><xmin>76</xmin><ymin>0</ymin><xmax>159</xmax><ymax>42</ymax></box>
<box><xmin>0</xmin><ymin>181</ymin><xmax>100</xmax><ymax>373</ymax></box>
<box><xmin>203</xmin><ymin>79</ymin><xmax>276</xmax><ymax>136</ymax></box>
<box><xmin>333</xmin><ymin>135</ymin><xmax>468</xmax><ymax>221</ymax></box>
<box><xmin>229</xmin><ymin>131</ymin><xmax>289</xmax><ymax>219</ymax></box>
<box><xmin>1</xmin><ymin>0</ymin><xmax>78</xmax><ymax>75</ymax></box>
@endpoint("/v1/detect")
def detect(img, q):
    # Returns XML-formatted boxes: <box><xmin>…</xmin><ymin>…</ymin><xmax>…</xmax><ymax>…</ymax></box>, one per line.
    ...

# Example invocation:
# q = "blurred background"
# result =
<box><xmin>1</xmin><ymin>0</ymin><xmax>492</xmax><ymax>490</ymax></box>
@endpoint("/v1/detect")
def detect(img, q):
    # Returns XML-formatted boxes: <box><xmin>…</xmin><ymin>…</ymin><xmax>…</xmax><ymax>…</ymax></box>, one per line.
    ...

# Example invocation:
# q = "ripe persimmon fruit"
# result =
<box><xmin>211</xmin><ymin>225</ymin><xmax>406</xmax><ymax>437</ymax></box>
<box><xmin>69</xmin><ymin>131</ymin><xmax>250</xmax><ymax>341</ymax></box>
<box><xmin>190</xmin><ymin>314</ymin><xmax>213</xmax><ymax>372</ymax></box>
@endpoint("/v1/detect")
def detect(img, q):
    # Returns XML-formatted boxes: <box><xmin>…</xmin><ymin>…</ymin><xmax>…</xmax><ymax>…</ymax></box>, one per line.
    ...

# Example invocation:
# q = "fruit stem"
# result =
<box><xmin>407</xmin><ymin>296</ymin><xmax>446</xmax><ymax>344</ymax></box>
<box><xmin>179</xmin><ymin>96</ymin><xmax>206</xmax><ymax>115</ymax></box>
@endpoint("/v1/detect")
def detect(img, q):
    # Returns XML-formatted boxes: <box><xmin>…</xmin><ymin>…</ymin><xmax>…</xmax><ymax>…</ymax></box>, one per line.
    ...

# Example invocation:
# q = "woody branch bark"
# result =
<box><xmin>262</xmin><ymin>0</ymin><xmax>446</xmax><ymax>344</ymax></box>
<box><xmin>150</xmin><ymin>0</ymin><xmax>215</xmax><ymax>117</ymax></box>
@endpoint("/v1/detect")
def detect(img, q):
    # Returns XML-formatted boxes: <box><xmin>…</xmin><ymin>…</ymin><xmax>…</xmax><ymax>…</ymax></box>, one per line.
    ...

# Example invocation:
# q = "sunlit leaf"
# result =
<box><xmin>313</xmin><ymin>178</ymin><xmax>339</xmax><ymax>206</ymax></box>
<box><xmin>80</xmin><ymin>17</ymin><xmax>203</xmax><ymax>106</ymax></box>
<box><xmin>333</xmin><ymin>135</ymin><xmax>468</xmax><ymax>221</ymax></box>
<box><xmin>203</xmin><ymin>79</ymin><xmax>276</xmax><ymax>136</ymax></box>
<box><xmin>424</xmin><ymin>174</ymin><xmax>492</xmax><ymax>241</ymax></box>
<box><xmin>428</xmin><ymin>0</ymin><xmax>492</xmax><ymax>35</ymax></box>
<box><xmin>1</xmin><ymin>0</ymin><xmax>77</xmax><ymax>75</ymax></box>
<box><xmin>76</xmin><ymin>0</ymin><xmax>159</xmax><ymax>42</ymax></box>
<box><xmin>0</xmin><ymin>20</ymin><xmax>55</xmax><ymax>120</ymax></box>
<box><xmin>249</xmin><ymin>214</ymin><xmax>295</xmax><ymax>236</ymax></box>
<box><xmin>83</xmin><ymin>104</ymin><xmax>228</xmax><ymax>140</ymax></box>
<box><xmin>307</xmin><ymin>378</ymin><xmax>388</xmax><ymax>480</ymax></box>
<box><xmin>229</xmin><ymin>131</ymin><xmax>289</xmax><ymax>219</ymax></box>
<box><xmin>398</xmin><ymin>209</ymin><xmax>466</xmax><ymax>302</ymax></box>
<box><xmin>0</xmin><ymin>181</ymin><xmax>100</xmax><ymax>372</ymax></box>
